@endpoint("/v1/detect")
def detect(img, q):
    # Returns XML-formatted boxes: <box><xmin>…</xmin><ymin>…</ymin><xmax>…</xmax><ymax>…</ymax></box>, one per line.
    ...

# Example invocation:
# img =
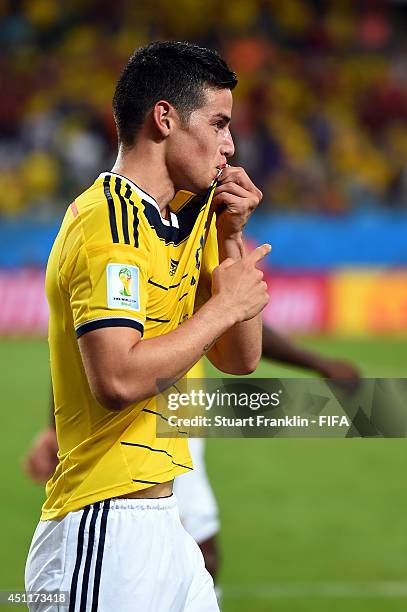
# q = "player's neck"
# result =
<box><xmin>112</xmin><ymin>144</ymin><xmax>175</xmax><ymax>215</ymax></box>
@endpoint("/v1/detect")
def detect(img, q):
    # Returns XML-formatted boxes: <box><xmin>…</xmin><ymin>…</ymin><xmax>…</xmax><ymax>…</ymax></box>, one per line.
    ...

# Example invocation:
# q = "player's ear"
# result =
<box><xmin>152</xmin><ymin>100</ymin><xmax>177</xmax><ymax>138</ymax></box>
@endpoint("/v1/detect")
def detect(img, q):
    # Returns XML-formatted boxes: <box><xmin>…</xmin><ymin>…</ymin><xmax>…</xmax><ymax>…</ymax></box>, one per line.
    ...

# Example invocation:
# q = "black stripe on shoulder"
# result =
<box><xmin>114</xmin><ymin>177</ymin><xmax>130</xmax><ymax>245</ymax></box>
<box><xmin>80</xmin><ymin>502</ymin><xmax>100</xmax><ymax>611</ymax></box>
<box><xmin>103</xmin><ymin>176</ymin><xmax>119</xmax><ymax>243</ymax></box>
<box><xmin>76</xmin><ymin>318</ymin><xmax>144</xmax><ymax>338</ymax></box>
<box><xmin>123</xmin><ymin>184</ymin><xmax>139</xmax><ymax>248</ymax></box>
<box><xmin>132</xmin><ymin>479</ymin><xmax>160</xmax><ymax>485</ymax></box>
<box><xmin>69</xmin><ymin>506</ymin><xmax>91</xmax><ymax>612</ymax></box>
<box><xmin>178</xmin><ymin>292</ymin><xmax>188</xmax><ymax>301</ymax></box>
<box><xmin>91</xmin><ymin>500</ymin><xmax>110</xmax><ymax>612</ymax></box>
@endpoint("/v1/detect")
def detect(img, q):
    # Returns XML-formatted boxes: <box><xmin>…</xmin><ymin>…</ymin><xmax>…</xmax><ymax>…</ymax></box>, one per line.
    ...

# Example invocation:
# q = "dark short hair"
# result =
<box><xmin>113</xmin><ymin>41</ymin><xmax>237</xmax><ymax>147</ymax></box>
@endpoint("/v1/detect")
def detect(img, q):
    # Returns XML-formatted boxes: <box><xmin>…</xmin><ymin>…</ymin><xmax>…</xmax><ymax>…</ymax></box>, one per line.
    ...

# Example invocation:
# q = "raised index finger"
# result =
<box><xmin>246</xmin><ymin>243</ymin><xmax>272</xmax><ymax>265</ymax></box>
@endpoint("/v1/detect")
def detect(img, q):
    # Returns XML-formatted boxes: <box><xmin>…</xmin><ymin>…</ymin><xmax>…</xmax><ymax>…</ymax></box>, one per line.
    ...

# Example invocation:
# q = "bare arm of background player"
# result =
<box><xmin>262</xmin><ymin>324</ymin><xmax>360</xmax><ymax>379</ymax></box>
<box><xmin>23</xmin><ymin>386</ymin><xmax>57</xmax><ymax>484</ymax></box>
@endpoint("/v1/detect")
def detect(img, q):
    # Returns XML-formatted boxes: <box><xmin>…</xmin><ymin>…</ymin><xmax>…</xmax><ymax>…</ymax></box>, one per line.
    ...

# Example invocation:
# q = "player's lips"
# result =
<box><xmin>214</xmin><ymin>163</ymin><xmax>228</xmax><ymax>180</ymax></box>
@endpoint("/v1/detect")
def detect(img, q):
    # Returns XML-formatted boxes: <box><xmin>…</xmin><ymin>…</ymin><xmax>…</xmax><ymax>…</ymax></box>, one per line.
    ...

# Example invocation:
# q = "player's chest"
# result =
<box><xmin>145</xmin><ymin>236</ymin><xmax>205</xmax><ymax>328</ymax></box>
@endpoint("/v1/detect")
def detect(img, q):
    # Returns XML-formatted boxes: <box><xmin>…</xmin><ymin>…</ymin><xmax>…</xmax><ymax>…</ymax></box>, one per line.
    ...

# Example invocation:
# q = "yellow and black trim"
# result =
<box><xmin>76</xmin><ymin>317</ymin><xmax>144</xmax><ymax>338</ymax></box>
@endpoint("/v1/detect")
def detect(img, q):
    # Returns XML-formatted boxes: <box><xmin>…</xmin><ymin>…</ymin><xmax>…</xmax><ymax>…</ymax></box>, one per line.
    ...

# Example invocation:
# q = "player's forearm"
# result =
<box><xmin>262</xmin><ymin>325</ymin><xmax>324</xmax><ymax>371</ymax></box>
<box><xmin>217</xmin><ymin>232</ymin><xmax>245</xmax><ymax>262</ymax></box>
<box><xmin>208</xmin><ymin>232</ymin><xmax>262</xmax><ymax>373</ymax></box>
<box><xmin>95</xmin><ymin>298</ymin><xmax>237</xmax><ymax>411</ymax></box>
<box><xmin>207</xmin><ymin>313</ymin><xmax>262</xmax><ymax>374</ymax></box>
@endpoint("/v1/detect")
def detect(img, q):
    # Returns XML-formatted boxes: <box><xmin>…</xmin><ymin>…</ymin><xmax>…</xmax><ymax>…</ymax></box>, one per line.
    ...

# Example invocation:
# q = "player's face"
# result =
<box><xmin>167</xmin><ymin>87</ymin><xmax>235</xmax><ymax>194</ymax></box>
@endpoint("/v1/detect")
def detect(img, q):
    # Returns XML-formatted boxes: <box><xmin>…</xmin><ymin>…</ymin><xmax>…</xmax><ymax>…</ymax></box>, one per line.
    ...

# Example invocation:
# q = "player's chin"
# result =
<box><xmin>185</xmin><ymin>167</ymin><xmax>217</xmax><ymax>193</ymax></box>
<box><xmin>189</xmin><ymin>176</ymin><xmax>214</xmax><ymax>195</ymax></box>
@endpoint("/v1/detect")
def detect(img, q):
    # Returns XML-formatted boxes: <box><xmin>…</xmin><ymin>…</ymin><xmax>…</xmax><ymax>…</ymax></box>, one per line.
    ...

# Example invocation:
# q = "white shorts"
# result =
<box><xmin>25</xmin><ymin>495</ymin><xmax>219</xmax><ymax>612</ymax></box>
<box><xmin>174</xmin><ymin>439</ymin><xmax>219</xmax><ymax>544</ymax></box>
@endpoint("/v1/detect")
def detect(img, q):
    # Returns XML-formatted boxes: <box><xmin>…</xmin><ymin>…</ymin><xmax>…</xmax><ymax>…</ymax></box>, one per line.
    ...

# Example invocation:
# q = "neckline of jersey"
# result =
<box><xmin>99</xmin><ymin>171</ymin><xmax>179</xmax><ymax>228</ymax></box>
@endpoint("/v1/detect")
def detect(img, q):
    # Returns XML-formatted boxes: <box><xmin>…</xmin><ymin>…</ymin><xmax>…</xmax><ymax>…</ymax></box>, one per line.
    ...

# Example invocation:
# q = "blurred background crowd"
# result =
<box><xmin>2</xmin><ymin>0</ymin><xmax>407</xmax><ymax>217</ymax></box>
<box><xmin>2</xmin><ymin>4</ymin><xmax>407</xmax><ymax>610</ymax></box>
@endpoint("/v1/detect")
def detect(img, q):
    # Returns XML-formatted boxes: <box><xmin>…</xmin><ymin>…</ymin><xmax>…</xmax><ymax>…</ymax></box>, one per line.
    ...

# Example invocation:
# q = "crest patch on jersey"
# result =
<box><xmin>169</xmin><ymin>258</ymin><xmax>179</xmax><ymax>276</ymax></box>
<box><xmin>107</xmin><ymin>263</ymin><xmax>140</xmax><ymax>311</ymax></box>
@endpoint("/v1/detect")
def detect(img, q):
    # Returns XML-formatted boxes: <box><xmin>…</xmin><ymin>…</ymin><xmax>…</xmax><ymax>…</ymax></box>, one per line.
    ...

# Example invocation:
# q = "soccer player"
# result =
<box><xmin>25</xmin><ymin>325</ymin><xmax>360</xmax><ymax>602</ymax></box>
<box><xmin>24</xmin><ymin>41</ymin><xmax>269</xmax><ymax>611</ymax></box>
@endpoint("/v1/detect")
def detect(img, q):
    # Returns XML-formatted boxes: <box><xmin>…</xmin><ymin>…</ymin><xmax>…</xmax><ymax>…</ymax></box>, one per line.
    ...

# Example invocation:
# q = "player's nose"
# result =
<box><xmin>221</xmin><ymin>130</ymin><xmax>235</xmax><ymax>159</ymax></box>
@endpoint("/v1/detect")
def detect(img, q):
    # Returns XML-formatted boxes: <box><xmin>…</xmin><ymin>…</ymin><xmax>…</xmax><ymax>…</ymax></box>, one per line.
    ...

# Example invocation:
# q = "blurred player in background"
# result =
<box><xmin>23</xmin><ymin>40</ymin><xmax>269</xmax><ymax>612</ymax></box>
<box><xmin>173</xmin><ymin>326</ymin><xmax>360</xmax><ymax>596</ymax></box>
<box><xmin>25</xmin><ymin>322</ymin><xmax>359</xmax><ymax>603</ymax></box>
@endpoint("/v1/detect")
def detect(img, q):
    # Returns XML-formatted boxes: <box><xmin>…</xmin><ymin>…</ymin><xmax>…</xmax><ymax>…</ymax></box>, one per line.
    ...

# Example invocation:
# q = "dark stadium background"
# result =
<box><xmin>0</xmin><ymin>1</ymin><xmax>406</xmax><ymax>611</ymax></box>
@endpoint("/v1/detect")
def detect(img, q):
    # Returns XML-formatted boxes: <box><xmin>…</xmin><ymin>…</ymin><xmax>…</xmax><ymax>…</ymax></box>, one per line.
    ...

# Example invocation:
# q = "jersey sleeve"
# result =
<box><xmin>68</xmin><ymin>240</ymin><xmax>152</xmax><ymax>338</ymax></box>
<box><xmin>194</xmin><ymin>216</ymin><xmax>219</xmax><ymax>313</ymax></box>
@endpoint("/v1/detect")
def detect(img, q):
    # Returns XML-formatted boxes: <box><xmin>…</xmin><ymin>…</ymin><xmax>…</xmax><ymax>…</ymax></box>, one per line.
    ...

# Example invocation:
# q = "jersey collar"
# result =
<box><xmin>99</xmin><ymin>172</ymin><xmax>179</xmax><ymax>228</ymax></box>
<box><xmin>99</xmin><ymin>170</ymin><xmax>219</xmax><ymax>227</ymax></box>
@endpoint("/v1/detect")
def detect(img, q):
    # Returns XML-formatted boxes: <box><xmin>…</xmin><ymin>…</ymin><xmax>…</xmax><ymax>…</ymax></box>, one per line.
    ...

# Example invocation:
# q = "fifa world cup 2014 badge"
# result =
<box><xmin>106</xmin><ymin>263</ymin><xmax>140</xmax><ymax>311</ymax></box>
<box><xmin>119</xmin><ymin>267</ymin><xmax>132</xmax><ymax>296</ymax></box>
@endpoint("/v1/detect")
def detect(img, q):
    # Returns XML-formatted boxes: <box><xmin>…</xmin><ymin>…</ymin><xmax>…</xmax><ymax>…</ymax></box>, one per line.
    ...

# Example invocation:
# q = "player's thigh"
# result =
<box><xmin>26</xmin><ymin>498</ymin><xmax>215</xmax><ymax>612</ymax></box>
<box><xmin>25</xmin><ymin>514</ymin><xmax>73</xmax><ymax>611</ymax></box>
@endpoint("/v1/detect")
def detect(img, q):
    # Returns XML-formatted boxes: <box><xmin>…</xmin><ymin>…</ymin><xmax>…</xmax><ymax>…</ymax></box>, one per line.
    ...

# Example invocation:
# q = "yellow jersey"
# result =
<box><xmin>42</xmin><ymin>171</ymin><xmax>218</xmax><ymax>520</ymax></box>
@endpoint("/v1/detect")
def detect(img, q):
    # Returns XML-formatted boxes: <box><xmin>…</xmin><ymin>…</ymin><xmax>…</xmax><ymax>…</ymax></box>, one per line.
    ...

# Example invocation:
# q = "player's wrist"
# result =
<box><xmin>217</xmin><ymin>235</ymin><xmax>245</xmax><ymax>263</ymax></box>
<box><xmin>217</xmin><ymin>229</ymin><xmax>244</xmax><ymax>241</ymax></box>
<box><xmin>205</xmin><ymin>294</ymin><xmax>240</xmax><ymax>329</ymax></box>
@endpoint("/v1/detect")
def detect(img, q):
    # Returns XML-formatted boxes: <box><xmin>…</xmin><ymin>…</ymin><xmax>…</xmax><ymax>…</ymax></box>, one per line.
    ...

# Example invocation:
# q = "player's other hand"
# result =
<box><xmin>317</xmin><ymin>359</ymin><xmax>360</xmax><ymax>381</ymax></box>
<box><xmin>212</xmin><ymin>243</ymin><xmax>271</xmax><ymax>323</ymax></box>
<box><xmin>23</xmin><ymin>427</ymin><xmax>58</xmax><ymax>484</ymax></box>
<box><xmin>212</xmin><ymin>166</ymin><xmax>262</xmax><ymax>238</ymax></box>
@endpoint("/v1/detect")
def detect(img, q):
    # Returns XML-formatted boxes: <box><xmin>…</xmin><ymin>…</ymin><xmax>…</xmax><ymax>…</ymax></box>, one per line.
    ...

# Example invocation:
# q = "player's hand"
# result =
<box><xmin>23</xmin><ymin>427</ymin><xmax>58</xmax><ymax>484</ymax></box>
<box><xmin>317</xmin><ymin>359</ymin><xmax>360</xmax><ymax>381</ymax></box>
<box><xmin>211</xmin><ymin>243</ymin><xmax>271</xmax><ymax>322</ymax></box>
<box><xmin>212</xmin><ymin>166</ymin><xmax>263</xmax><ymax>239</ymax></box>
<box><xmin>316</xmin><ymin>358</ymin><xmax>361</xmax><ymax>393</ymax></box>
